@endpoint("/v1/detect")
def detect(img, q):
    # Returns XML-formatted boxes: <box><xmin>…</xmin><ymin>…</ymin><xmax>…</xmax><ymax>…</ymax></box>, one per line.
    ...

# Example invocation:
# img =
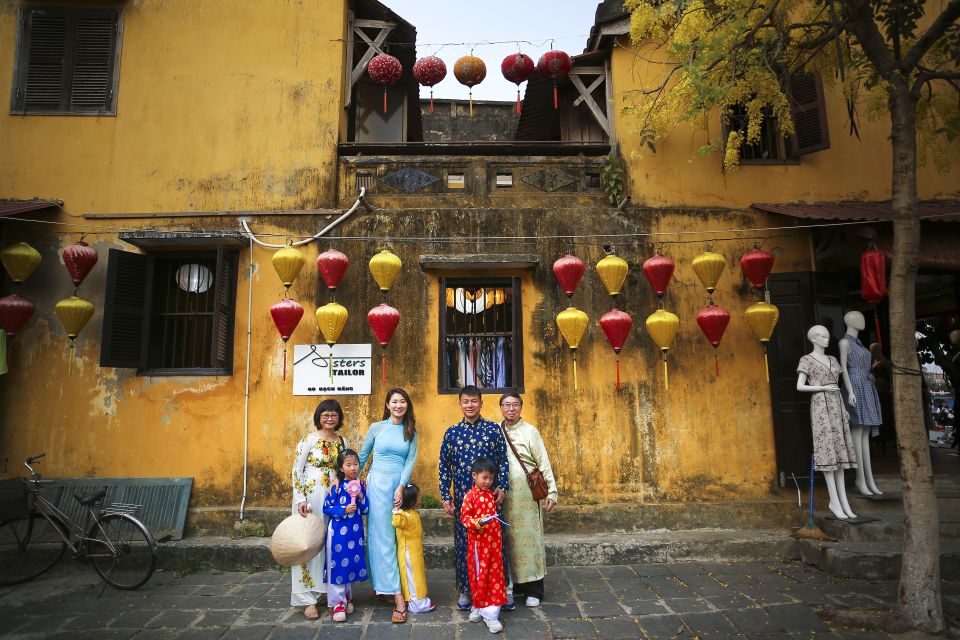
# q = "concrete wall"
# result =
<box><xmin>420</xmin><ymin>100</ymin><xmax>518</xmax><ymax>142</ymax></box>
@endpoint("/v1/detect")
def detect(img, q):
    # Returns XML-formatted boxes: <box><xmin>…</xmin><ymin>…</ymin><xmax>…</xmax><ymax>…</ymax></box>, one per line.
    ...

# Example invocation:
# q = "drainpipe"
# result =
<box><xmin>237</xmin><ymin>188</ymin><xmax>370</xmax><ymax>521</ymax></box>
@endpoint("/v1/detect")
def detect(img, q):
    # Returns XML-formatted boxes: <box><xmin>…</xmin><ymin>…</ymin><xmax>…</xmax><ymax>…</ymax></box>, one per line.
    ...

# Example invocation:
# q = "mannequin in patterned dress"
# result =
<box><xmin>797</xmin><ymin>325</ymin><xmax>858</xmax><ymax>520</ymax></box>
<box><xmin>839</xmin><ymin>311</ymin><xmax>884</xmax><ymax>496</ymax></box>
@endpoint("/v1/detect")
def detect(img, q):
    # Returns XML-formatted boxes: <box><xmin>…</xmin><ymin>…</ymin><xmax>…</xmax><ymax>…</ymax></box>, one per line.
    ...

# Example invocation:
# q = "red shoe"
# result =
<box><xmin>332</xmin><ymin>603</ymin><xmax>347</xmax><ymax>623</ymax></box>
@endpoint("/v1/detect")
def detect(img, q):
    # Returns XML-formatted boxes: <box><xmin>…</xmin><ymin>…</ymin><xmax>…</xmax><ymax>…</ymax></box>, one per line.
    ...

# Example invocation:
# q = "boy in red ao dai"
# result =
<box><xmin>460</xmin><ymin>458</ymin><xmax>506</xmax><ymax>634</ymax></box>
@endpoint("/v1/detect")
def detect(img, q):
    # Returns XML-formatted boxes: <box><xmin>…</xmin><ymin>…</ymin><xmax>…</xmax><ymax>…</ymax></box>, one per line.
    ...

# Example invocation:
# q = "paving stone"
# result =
<box><xmin>457</xmin><ymin>621</ymin><xmax>494</xmax><ymax>640</ymax></box>
<box><xmin>548</xmin><ymin>618</ymin><xmax>597</xmax><ymax>639</ymax></box>
<box><xmin>591</xmin><ymin>616</ymin><xmax>643</xmax><ymax>639</ymax></box>
<box><xmin>131</xmin><ymin>631</ymin><xmax>181</xmax><ymax>640</ymax></box>
<box><xmin>146</xmin><ymin>609</ymin><xmax>201</xmax><ymax>628</ymax></box>
<box><xmin>764</xmin><ymin>603</ymin><xmax>830</xmax><ymax>631</ymax></box>
<box><xmin>644</xmin><ymin>576</ymin><xmax>695</xmax><ymax>599</ymax></box>
<box><xmin>231</xmin><ymin>582</ymin><xmax>275</xmax><ymax>597</ymax></box>
<box><xmin>72</xmin><ymin>609</ymin><xmax>125</xmax><ymax>629</ymax></box>
<box><xmin>410</xmin><ymin>624</ymin><xmax>457</xmax><ymax>640</ymax></box>
<box><xmin>835</xmin><ymin>632</ymin><xmax>893</xmax><ymax>639</ymax></box>
<box><xmin>210</xmin><ymin>595</ymin><xmax>255</xmax><ymax>610</ymax></box>
<box><xmin>597</xmin><ymin>566</ymin><xmax>637</xmax><ymax>579</ymax></box>
<box><xmin>669</xmin><ymin>562</ymin><xmax>707</xmax><ymax>576</ymax></box>
<box><xmin>109</xmin><ymin>609</ymin><xmax>162</xmax><ymax>628</ymax></box>
<box><xmin>503</xmin><ymin>619</ymin><xmax>550</xmax><ymax>639</ymax></box>
<box><xmin>238</xmin><ymin>607</ymin><xmax>288</xmax><ymax>625</ymax></box>
<box><xmin>680</xmin><ymin>611</ymin><xmax>739</xmax><ymax>636</ymax></box>
<box><xmin>663</xmin><ymin>597</ymin><xmax>715</xmax><ymax>613</ymax></box>
<box><xmin>580</xmin><ymin>599</ymin><xmax>626</xmax><ymax>618</ymax></box>
<box><xmin>704</xmin><ymin>593</ymin><xmax>755</xmax><ymax>610</ymax></box>
<box><xmin>724</xmin><ymin>607</ymin><xmax>784</xmax><ymax>633</ymax></box>
<box><xmin>539</xmin><ymin>602</ymin><xmax>583</xmax><ymax>619</ymax></box>
<box><xmin>364</xmin><ymin>623</ymin><xmax>412</xmax><ymax>640</ymax></box>
<box><xmin>220</xmin><ymin>626</ymin><xmax>272</xmax><ymax>640</ymax></box>
<box><xmin>193</xmin><ymin>609</ymin><xmax>244</xmax><ymax>627</ymax></box>
<box><xmin>45</xmin><ymin>631</ymin><xmax>136</xmax><ymax>640</ymax></box>
<box><xmin>635</xmin><ymin>614</ymin><xmax>686</xmax><ymax>637</ymax></box>
<box><xmin>631</xmin><ymin>564</ymin><xmax>675</xmax><ymax>577</ymax></box>
<box><xmin>179</xmin><ymin>629</ymin><xmax>230</xmax><ymax>640</ymax></box>
<box><xmin>623</xmin><ymin>599</ymin><xmax>670</xmax><ymax>616</ymax></box>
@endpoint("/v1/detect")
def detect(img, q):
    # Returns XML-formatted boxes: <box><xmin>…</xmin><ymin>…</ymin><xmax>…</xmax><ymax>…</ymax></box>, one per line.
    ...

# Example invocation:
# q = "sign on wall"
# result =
<box><xmin>292</xmin><ymin>344</ymin><xmax>372</xmax><ymax>396</ymax></box>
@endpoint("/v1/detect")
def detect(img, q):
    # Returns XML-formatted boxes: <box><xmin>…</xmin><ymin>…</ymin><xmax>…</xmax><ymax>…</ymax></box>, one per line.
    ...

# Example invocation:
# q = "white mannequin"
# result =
<box><xmin>797</xmin><ymin>325</ymin><xmax>858</xmax><ymax>520</ymax></box>
<box><xmin>838</xmin><ymin>311</ymin><xmax>883</xmax><ymax>496</ymax></box>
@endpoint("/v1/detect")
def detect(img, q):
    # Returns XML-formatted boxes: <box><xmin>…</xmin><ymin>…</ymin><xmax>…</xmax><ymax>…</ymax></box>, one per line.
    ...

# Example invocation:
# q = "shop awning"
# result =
<box><xmin>0</xmin><ymin>199</ymin><xmax>62</xmax><ymax>218</ymax></box>
<box><xmin>751</xmin><ymin>201</ymin><xmax>960</xmax><ymax>222</ymax></box>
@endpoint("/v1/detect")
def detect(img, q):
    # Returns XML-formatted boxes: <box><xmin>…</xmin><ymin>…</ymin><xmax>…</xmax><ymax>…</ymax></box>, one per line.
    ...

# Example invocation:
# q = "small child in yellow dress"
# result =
<box><xmin>391</xmin><ymin>483</ymin><xmax>435</xmax><ymax>614</ymax></box>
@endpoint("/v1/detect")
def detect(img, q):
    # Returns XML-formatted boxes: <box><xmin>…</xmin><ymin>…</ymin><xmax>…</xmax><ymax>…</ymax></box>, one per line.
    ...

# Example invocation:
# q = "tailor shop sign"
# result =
<box><xmin>292</xmin><ymin>344</ymin><xmax>372</xmax><ymax>396</ymax></box>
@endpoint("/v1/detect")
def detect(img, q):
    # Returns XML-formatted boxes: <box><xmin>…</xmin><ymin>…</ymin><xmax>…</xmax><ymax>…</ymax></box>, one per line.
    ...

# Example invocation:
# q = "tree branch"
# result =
<box><xmin>902</xmin><ymin>0</ymin><xmax>960</xmax><ymax>72</ymax></box>
<box><xmin>843</xmin><ymin>0</ymin><xmax>900</xmax><ymax>82</ymax></box>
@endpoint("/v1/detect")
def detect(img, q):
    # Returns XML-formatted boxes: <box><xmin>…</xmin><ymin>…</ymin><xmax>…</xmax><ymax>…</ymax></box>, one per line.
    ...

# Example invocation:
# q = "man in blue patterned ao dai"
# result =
<box><xmin>439</xmin><ymin>385</ymin><xmax>512</xmax><ymax>610</ymax></box>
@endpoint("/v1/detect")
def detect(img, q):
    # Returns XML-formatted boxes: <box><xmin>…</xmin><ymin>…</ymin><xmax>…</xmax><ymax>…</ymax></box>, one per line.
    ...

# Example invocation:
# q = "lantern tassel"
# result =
<box><xmin>383</xmin><ymin>88</ymin><xmax>388</xmax><ymax>114</ymax></box>
<box><xmin>615</xmin><ymin>358</ymin><xmax>621</xmax><ymax>393</ymax></box>
<box><xmin>553</xmin><ymin>82</ymin><xmax>558</xmax><ymax>110</ymax></box>
<box><xmin>283</xmin><ymin>345</ymin><xmax>287</xmax><ymax>381</ymax></box>
<box><xmin>763</xmin><ymin>348</ymin><xmax>770</xmax><ymax>383</ymax></box>
<box><xmin>662</xmin><ymin>354</ymin><xmax>669</xmax><ymax>391</ymax></box>
<box><xmin>68</xmin><ymin>342</ymin><xmax>74</xmax><ymax>376</ymax></box>
<box><xmin>430</xmin><ymin>90</ymin><xmax>434</xmax><ymax>113</ymax></box>
<box><xmin>469</xmin><ymin>91</ymin><xmax>473</xmax><ymax>117</ymax></box>
<box><xmin>330</xmin><ymin>351</ymin><xmax>334</xmax><ymax>382</ymax></box>
<box><xmin>382</xmin><ymin>353</ymin><xmax>387</xmax><ymax>386</ymax></box>
<box><xmin>874</xmin><ymin>309</ymin><xmax>883</xmax><ymax>348</ymax></box>
<box><xmin>715</xmin><ymin>353</ymin><xmax>720</xmax><ymax>378</ymax></box>
<box><xmin>516</xmin><ymin>89</ymin><xmax>521</xmax><ymax>115</ymax></box>
<box><xmin>572</xmin><ymin>354</ymin><xmax>578</xmax><ymax>391</ymax></box>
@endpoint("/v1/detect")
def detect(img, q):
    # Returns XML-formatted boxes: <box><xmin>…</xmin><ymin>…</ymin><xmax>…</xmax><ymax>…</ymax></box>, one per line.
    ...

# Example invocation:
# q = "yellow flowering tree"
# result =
<box><xmin>624</xmin><ymin>0</ymin><xmax>959</xmax><ymax>633</ymax></box>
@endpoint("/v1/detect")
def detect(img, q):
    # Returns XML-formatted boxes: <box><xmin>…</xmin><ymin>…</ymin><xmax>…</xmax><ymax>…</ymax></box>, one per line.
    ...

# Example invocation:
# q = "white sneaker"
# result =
<box><xmin>469</xmin><ymin>610</ymin><xmax>482</xmax><ymax>623</ymax></box>
<box><xmin>458</xmin><ymin>593</ymin><xmax>472</xmax><ymax>610</ymax></box>
<box><xmin>525</xmin><ymin>596</ymin><xmax>540</xmax><ymax>607</ymax></box>
<box><xmin>484</xmin><ymin>618</ymin><xmax>504</xmax><ymax>634</ymax></box>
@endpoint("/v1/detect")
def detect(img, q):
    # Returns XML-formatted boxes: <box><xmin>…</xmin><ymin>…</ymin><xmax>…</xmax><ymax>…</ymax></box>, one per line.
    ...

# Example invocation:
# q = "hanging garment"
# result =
<box><xmin>495</xmin><ymin>338</ymin><xmax>507</xmax><ymax>388</ymax></box>
<box><xmin>477</xmin><ymin>338</ymin><xmax>495</xmax><ymax>388</ymax></box>
<box><xmin>797</xmin><ymin>354</ymin><xmax>858</xmax><ymax>471</ymax></box>
<box><xmin>839</xmin><ymin>336</ymin><xmax>883</xmax><ymax>434</ymax></box>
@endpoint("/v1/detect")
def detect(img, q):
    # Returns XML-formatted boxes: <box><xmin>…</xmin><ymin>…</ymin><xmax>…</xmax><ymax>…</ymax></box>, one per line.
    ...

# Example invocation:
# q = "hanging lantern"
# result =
<box><xmin>745</xmin><ymin>301</ymin><xmax>780</xmax><ymax>382</ymax></box>
<box><xmin>316</xmin><ymin>302</ymin><xmax>349</xmax><ymax>382</ymax></box>
<box><xmin>537</xmin><ymin>50</ymin><xmax>571</xmax><ymax>110</ymax></box>
<box><xmin>272</xmin><ymin>245</ymin><xmax>305</xmax><ymax>291</ymax></box>
<box><xmin>596</xmin><ymin>254</ymin><xmax>629</xmax><ymax>299</ymax></box>
<box><xmin>501</xmin><ymin>53</ymin><xmax>534</xmax><ymax>115</ymax></box>
<box><xmin>413</xmin><ymin>56</ymin><xmax>447</xmax><ymax>113</ymax></box>
<box><xmin>317</xmin><ymin>248</ymin><xmax>349</xmax><ymax>295</ymax></box>
<box><xmin>599</xmin><ymin>309</ymin><xmax>632</xmax><ymax>392</ymax></box>
<box><xmin>1</xmin><ymin>242</ymin><xmax>42</xmax><ymax>284</ymax></box>
<box><xmin>696</xmin><ymin>303</ymin><xmax>731</xmax><ymax>377</ymax></box>
<box><xmin>860</xmin><ymin>247</ymin><xmax>887</xmax><ymax>347</ymax></box>
<box><xmin>270</xmin><ymin>297</ymin><xmax>304</xmax><ymax>380</ymax></box>
<box><xmin>368</xmin><ymin>303</ymin><xmax>400</xmax><ymax>385</ymax></box>
<box><xmin>739</xmin><ymin>245</ymin><xmax>775</xmax><ymax>291</ymax></box>
<box><xmin>55</xmin><ymin>295</ymin><xmax>94</xmax><ymax>373</ymax></box>
<box><xmin>556</xmin><ymin>307</ymin><xmax>588</xmax><ymax>391</ymax></box>
<box><xmin>552</xmin><ymin>254</ymin><xmax>586</xmax><ymax>303</ymax></box>
<box><xmin>645</xmin><ymin>309</ymin><xmax>679</xmax><ymax>390</ymax></box>
<box><xmin>368</xmin><ymin>52</ymin><xmax>403</xmax><ymax>114</ymax></box>
<box><xmin>454</xmin><ymin>55</ymin><xmax>487</xmax><ymax>116</ymax></box>
<box><xmin>642</xmin><ymin>253</ymin><xmax>675</xmax><ymax>302</ymax></box>
<box><xmin>62</xmin><ymin>240</ymin><xmax>99</xmax><ymax>290</ymax></box>
<box><xmin>368</xmin><ymin>249</ymin><xmax>402</xmax><ymax>293</ymax></box>
<box><xmin>0</xmin><ymin>294</ymin><xmax>36</xmax><ymax>338</ymax></box>
<box><xmin>692</xmin><ymin>251</ymin><xmax>725</xmax><ymax>295</ymax></box>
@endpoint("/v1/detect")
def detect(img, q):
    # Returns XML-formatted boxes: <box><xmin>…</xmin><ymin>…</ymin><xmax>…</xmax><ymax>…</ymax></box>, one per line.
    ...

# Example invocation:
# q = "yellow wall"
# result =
<box><xmin>609</xmin><ymin>42</ymin><xmax>959</xmax><ymax>208</ymax></box>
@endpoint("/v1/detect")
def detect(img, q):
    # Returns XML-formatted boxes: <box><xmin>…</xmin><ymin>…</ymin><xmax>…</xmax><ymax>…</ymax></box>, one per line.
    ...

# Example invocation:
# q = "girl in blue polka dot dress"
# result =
<box><xmin>323</xmin><ymin>449</ymin><xmax>369</xmax><ymax>622</ymax></box>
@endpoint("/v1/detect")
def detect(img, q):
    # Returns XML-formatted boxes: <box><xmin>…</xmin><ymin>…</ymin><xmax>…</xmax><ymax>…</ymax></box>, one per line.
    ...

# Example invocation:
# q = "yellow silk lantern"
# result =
<box><xmin>692</xmin><ymin>251</ymin><xmax>725</xmax><ymax>295</ymax></box>
<box><xmin>272</xmin><ymin>246</ymin><xmax>305</xmax><ymax>290</ymax></box>
<box><xmin>556</xmin><ymin>307</ymin><xmax>589</xmax><ymax>390</ymax></box>
<box><xmin>316</xmin><ymin>302</ymin><xmax>348</xmax><ymax>382</ymax></box>
<box><xmin>645</xmin><ymin>309</ymin><xmax>680</xmax><ymax>390</ymax></box>
<box><xmin>55</xmin><ymin>295</ymin><xmax>95</xmax><ymax>373</ymax></box>
<box><xmin>745</xmin><ymin>301</ymin><xmax>780</xmax><ymax>382</ymax></box>
<box><xmin>596</xmin><ymin>254</ymin><xmax>629</xmax><ymax>298</ymax></box>
<box><xmin>1</xmin><ymin>242</ymin><xmax>42</xmax><ymax>283</ymax></box>
<box><xmin>368</xmin><ymin>250</ymin><xmax>402</xmax><ymax>292</ymax></box>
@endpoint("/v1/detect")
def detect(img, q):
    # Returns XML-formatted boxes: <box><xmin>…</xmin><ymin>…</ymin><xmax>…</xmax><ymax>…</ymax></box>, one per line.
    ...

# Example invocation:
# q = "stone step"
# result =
<box><xmin>157</xmin><ymin>529</ymin><xmax>802</xmax><ymax>573</ymax></box>
<box><xmin>816</xmin><ymin>514</ymin><xmax>960</xmax><ymax>542</ymax></box>
<box><xmin>797</xmin><ymin>538</ymin><xmax>960</xmax><ymax>580</ymax></box>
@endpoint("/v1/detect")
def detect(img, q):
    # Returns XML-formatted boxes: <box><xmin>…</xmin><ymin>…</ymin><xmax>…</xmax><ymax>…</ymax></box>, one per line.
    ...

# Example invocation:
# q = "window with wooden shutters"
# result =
<box><xmin>100</xmin><ymin>248</ymin><xmax>239</xmax><ymax>376</ymax></box>
<box><xmin>11</xmin><ymin>6</ymin><xmax>123</xmax><ymax>115</ymax></box>
<box><xmin>788</xmin><ymin>73</ymin><xmax>830</xmax><ymax>155</ymax></box>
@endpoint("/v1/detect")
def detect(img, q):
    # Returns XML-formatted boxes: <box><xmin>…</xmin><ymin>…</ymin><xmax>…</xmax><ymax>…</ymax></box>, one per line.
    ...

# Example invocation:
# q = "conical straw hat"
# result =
<box><xmin>270</xmin><ymin>513</ymin><xmax>326</xmax><ymax>567</ymax></box>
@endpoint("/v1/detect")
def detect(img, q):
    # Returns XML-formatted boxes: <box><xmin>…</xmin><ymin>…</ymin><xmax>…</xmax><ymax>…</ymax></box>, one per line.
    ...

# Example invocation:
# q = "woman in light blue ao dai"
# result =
<box><xmin>358</xmin><ymin>387</ymin><xmax>418</xmax><ymax>623</ymax></box>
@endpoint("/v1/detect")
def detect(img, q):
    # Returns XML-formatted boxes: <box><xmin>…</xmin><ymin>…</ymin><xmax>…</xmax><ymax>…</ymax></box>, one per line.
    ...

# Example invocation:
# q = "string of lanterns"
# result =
<box><xmin>55</xmin><ymin>240</ymin><xmax>98</xmax><ymax>370</ymax></box>
<box><xmin>367</xmin><ymin>250</ymin><xmax>402</xmax><ymax>385</ymax></box>
<box><xmin>370</xmin><ymin>49</ymin><xmax>573</xmax><ymax>117</ymax></box>
<box><xmin>643</xmin><ymin>251</ymin><xmax>679</xmax><ymax>390</ymax></box>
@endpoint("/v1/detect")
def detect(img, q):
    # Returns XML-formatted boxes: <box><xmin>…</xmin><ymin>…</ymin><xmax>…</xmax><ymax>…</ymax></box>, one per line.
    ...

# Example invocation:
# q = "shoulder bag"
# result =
<box><xmin>500</xmin><ymin>422</ymin><xmax>550</xmax><ymax>502</ymax></box>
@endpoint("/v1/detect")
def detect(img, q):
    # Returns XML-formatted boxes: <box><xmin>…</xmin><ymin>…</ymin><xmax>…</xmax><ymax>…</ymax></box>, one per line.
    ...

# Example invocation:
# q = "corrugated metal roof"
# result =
<box><xmin>752</xmin><ymin>201</ymin><xmax>960</xmax><ymax>222</ymax></box>
<box><xmin>0</xmin><ymin>199</ymin><xmax>62</xmax><ymax>217</ymax></box>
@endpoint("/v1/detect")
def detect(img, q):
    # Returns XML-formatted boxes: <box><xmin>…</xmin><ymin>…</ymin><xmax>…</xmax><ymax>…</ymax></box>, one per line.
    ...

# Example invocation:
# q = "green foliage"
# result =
<box><xmin>420</xmin><ymin>493</ymin><xmax>442</xmax><ymax>509</ymax></box>
<box><xmin>173</xmin><ymin>552</ymin><xmax>204</xmax><ymax>578</ymax></box>
<box><xmin>600</xmin><ymin>153</ymin><xmax>627</xmax><ymax>206</ymax></box>
<box><xmin>230</xmin><ymin>521</ymin><xmax>268</xmax><ymax>539</ymax></box>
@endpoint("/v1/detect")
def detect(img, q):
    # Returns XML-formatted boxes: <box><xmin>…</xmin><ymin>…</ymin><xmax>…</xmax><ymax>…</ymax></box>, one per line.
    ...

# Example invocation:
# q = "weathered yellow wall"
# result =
<box><xmin>0</xmin><ymin>0</ymin><xmax>347</xmax><ymax>211</ymax></box>
<box><xmin>610</xmin><ymin>42</ymin><xmax>959</xmax><ymax>208</ymax></box>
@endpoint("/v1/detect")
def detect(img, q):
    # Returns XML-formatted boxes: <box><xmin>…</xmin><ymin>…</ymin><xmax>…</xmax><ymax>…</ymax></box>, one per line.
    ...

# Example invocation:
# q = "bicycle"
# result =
<box><xmin>0</xmin><ymin>453</ymin><xmax>158</xmax><ymax>589</ymax></box>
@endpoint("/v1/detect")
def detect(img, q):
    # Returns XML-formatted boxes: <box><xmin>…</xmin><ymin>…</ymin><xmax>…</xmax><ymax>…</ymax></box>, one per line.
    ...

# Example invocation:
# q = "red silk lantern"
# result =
<box><xmin>696</xmin><ymin>303</ymin><xmax>731</xmax><ymax>377</ymax></box>
<box><xmin>600</xmin><ymin>309</ymin><xmax>633</xmax><ymax>392</ymax></box>
<box><xmin>501</xmin><ymin>53</ymin><xmax>535</xmax><ymax>115</ymax></box>
<box><xmin>368</xmin><ymin>303</ymin><xmax>401</xmax><ymax>385</ymax></box>
<box><xmin>317</xmin><ymin>249</ymin><xmax>349</xmax><ymax>294</ymax></box>
<box><xmin>413</xmin><ymin>56</ymin><xmax>446</xmax><ymax>113</ymax></box>
<box><xmin>368</xmin><ymin>53</ymin><xmax>403</xmax><ymax>114</ymax></box>
<box><xmin>552</xmin><ymin>254</ymin><xmax>586</xmax><ymax>302</ymax></box>
<box><xmin>642</xmin><ymin>253</ymin><xmax>675</xmax><ymax>300</ymax></box>
<box><xmin>454</xmin><ymin>55</ymin><xmax>487</xmax><ymax>116</ymax></box>
<box><xmin>62</xmin><ymin>241</ymin><xmax>98</xmax><ymax>290</ymax></box>
<box><xmin>270</xmin><ymin>297</ymin><xmax>304</xmax><ymax>380</ymax></box>
<box><xmin>537</xmin><ymin>50</ymin><xmax>571</xmax><ymax>109</ymax></box>
<box><xmin>739</xmin><ymin>246</ymin><xmax>775</xmax><ymax>291</ymax></box>
<box><xmin>0</xmin><ymin>294</ymin><xmax>36</xmax><ymax>338</ymax></box>
<box><xmin>860</xmin><ymin>247</ymin><xmax>887</xmax><ymax>347</ymax></box>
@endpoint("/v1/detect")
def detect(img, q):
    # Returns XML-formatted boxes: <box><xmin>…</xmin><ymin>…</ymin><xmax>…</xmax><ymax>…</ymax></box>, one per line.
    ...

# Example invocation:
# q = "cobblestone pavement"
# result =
<box><xmin>2</xmin><ymin>560</ymin><xmax>956</xmax><ymax>639</ymax></box>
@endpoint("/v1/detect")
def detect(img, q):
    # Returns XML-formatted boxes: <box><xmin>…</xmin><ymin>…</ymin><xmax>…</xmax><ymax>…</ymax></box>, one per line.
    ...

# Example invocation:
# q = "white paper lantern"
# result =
<box><xmin>270</xmin><ymin>514</ymin><xmax>326</xmax><ymax>567</ymax></box>
<box><xmin>175</xmin><ymin>263</ymin><xmax>213</xmax><ymax>293</ymax></box>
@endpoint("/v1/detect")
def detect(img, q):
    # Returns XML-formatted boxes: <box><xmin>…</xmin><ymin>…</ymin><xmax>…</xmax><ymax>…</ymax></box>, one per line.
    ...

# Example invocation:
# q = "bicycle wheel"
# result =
<box><xmin>0</xmin><ymin>513</ymin><xmax>68</xmax><ymax>585</ymax></box>
<box><xmin>86</xmin><ymin>513</ymin><xmax>157</xmax><ymax>589</ymax></box>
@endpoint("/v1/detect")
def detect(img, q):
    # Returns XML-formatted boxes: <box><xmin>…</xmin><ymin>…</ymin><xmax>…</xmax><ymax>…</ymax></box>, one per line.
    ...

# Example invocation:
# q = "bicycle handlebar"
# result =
<box><xmin>24</xmin><ymin>453</ymin><xmax>46</xmax><ymax>480</ymax></box>
<box><xmin>26</xmin><ymin>453</ymin><xmax>45</xmax><ymax>464</ymax></box>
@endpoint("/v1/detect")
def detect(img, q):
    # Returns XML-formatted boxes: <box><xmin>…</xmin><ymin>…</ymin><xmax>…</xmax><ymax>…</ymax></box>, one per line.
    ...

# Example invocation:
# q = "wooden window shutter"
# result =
<box><xmin>100</xmin><ymin>249</ymin><xmax>149</xmax><ymax>368</ymax></box>
<box><xmin>19</xmin><ymin>9</ymin><xmax>68</xmax><ymax>111</ymax></box>
<box><xmin>789</xmin><ymin>73</ymin><xmax>830</xmax><ymax>155</ymax></box>
<box><xmin>210</xmin><ymin>247</ymin><xmax>238</xmax><ymax>373</ymax></box>
<box><xmin>70</xmin><ymin>10</ymin><xmax>120</xmax><ymax>112</ymax></box>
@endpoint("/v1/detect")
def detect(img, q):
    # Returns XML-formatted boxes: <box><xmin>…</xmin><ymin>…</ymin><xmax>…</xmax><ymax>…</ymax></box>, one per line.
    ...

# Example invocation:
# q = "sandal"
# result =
<box><xmin>392</xmin><ymin>609</ymin><xmax>407</xmax><ymax>624</ymax></box>
<box><xmin>303</xmin><ymin>604</ymin><xmax>319</xmax><ymax>620</ymax></box>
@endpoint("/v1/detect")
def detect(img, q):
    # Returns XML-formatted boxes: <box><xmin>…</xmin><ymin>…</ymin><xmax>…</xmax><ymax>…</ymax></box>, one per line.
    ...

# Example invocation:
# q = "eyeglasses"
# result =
<box><xmin>501</xmin><ymin>403</ymin><xmax>521</xmax><ymax>409</ymax></box>
<box><xmin>319</xmin><ymin>413</ymin><xmax>339</xmax><ymax>420</ymax></box>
